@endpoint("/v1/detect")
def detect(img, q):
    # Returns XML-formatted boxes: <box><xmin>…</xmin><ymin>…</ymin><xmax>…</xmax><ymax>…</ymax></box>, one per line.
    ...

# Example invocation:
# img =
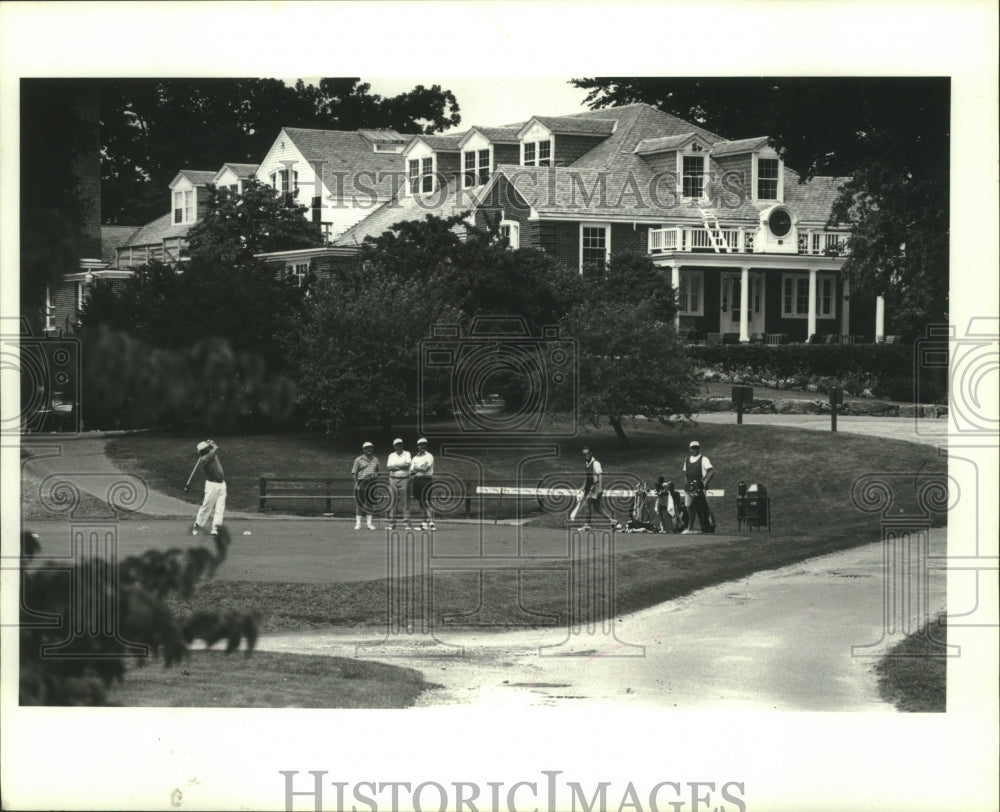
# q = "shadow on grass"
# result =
<box><xmin>875</xmin><ymin>613</ymin><xmax>948</xmax><ymax>712</ymax></box>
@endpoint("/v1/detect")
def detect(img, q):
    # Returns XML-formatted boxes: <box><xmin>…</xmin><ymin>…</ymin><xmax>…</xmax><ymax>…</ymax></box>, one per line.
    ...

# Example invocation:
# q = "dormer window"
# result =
<box><xmin>172</xmin><ymin>190</ymin><xmax>194</xmax><ymax>224</ymax></box>
<box><xmin>463</xmin><ymin>149</ymin><xmax>491</xmax><ymax>187</ymax></box>
<box><xmin>682</xmin><ymin>155</ymin><xmax>706</xmax><ymax>198</ymax></box>
<box><xmin>408</xmin><ymin>157</ymin><xmax>434</xmax><ymax>195</ymax></box>
<box><xmin>757</xmin><ymin>158</ymin><xmax>780</xmax><ymax>200</ymax></box>
<box><xmin>522</xmin><ymin>139</ymin><xmax>552</xmax><ymax>167</ymax></box>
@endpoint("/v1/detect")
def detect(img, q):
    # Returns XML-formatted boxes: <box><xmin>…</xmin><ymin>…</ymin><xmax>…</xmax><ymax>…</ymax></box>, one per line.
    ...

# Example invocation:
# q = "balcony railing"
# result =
<box><xmin>648</xmin><ymin>227</ymin><xmax>849</xmax><ymax>256</ymax></box>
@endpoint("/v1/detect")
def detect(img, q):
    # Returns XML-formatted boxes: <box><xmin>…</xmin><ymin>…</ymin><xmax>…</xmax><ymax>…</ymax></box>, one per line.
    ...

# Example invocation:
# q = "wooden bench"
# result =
<box><xmin>258</xmin><ymin>476</ymin><xmax>476</xmax><ymax>517</ymax></box>
<box><xmin>258</xmin><ymin>477</ymin><xmax>340</xmax><ymax>513</ymax></box>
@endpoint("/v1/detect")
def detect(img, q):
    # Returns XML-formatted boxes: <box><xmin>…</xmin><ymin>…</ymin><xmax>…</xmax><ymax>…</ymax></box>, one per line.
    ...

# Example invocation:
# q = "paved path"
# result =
<box><xmin>692</xmin><ymin>412</ymin><xmax>949</xmax><ymax>447</ymax></box>
<box><xmin>255</xmin><ymin>528</ymin><xmax>947</xmax><ymax>711</ymax></box>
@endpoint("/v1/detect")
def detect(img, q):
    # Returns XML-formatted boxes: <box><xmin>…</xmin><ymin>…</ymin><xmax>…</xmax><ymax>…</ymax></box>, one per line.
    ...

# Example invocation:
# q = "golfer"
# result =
<box><xmin>409</xmin><ymin>438</ymin><xmax>435</xmax><ymax>531</ymax></box>
<box><xmin>185</xmin><ymin>440</ymin><xmax>226</xmax><ymax>536</ymax></box>
<box><xmin>386</xmin><ymin>438</ymin><xmax>412</xmax><ymax>530</ymax></box>
<box><xmin>682</xmin><ymin>440</ymin><xmax>714</xmax><ymax>534</ymax></box>
<box><xmin>351</xmin><ymin>441</ymin><xmax>380</xmax><ymax>530</ymax></box>
<box><xmin>569</xmin><ymin>446</ymin><xmax>617</xmax><ymax>531</ymax></box>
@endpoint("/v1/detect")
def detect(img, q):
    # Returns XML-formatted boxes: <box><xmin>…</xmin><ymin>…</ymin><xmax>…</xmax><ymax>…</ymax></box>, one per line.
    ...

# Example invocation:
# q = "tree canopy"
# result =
<box><xmin>290</xmin><ymin>216</ymin><xmax>697</xmax><ymax>441</ymax></box>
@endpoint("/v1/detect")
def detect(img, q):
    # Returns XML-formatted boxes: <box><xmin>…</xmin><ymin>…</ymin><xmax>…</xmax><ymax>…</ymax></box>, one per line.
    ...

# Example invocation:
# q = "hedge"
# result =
<box><xmin>687</xmin><ymin>343</ymin><xmax>948</xmax><ymax>404</ymax></box>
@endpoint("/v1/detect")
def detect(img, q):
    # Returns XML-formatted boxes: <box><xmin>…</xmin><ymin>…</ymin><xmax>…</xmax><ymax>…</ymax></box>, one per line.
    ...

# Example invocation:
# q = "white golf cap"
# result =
<box><xmin>689</xmin><ymin>440</ymin><xmax>700</xmax><ymax>448</ymax></box>
<box><xmin>362</xmin><ymin>441</ymin><xmax>373</xmax><ymax>449</ymax></box>
<box><xmin>393</xmin><ymin>437</ymin><xmax>403</xmax><ymax>445</ymax></box>
<box><xmin>417</xmin><ymin>437</ymin><xmax>428</xmax><ymax>445</ymax></box>
<box><xmin>196</xmin><ymin>441</ymin><xmax>211</xmax><ymax>454</ymax></box>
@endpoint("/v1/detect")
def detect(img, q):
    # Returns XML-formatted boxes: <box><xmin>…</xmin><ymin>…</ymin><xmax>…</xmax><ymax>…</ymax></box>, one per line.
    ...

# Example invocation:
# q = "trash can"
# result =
<box><xmin>746</xmin><ymin>483</ymin><xmax>770</xmax><ymax>531</ymax></box>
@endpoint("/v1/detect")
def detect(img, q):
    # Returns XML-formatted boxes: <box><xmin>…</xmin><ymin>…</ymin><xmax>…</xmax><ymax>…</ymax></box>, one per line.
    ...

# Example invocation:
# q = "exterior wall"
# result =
<box><xmin>256</xmin><ymin>132</ymin><xmax>387</xmax><ymax>241</ymax></box>
<box><xmin>536</xmin><ymin>220</ymin><xmax>580</xmax><ymax>268</ymax></box>
<box><xmin>436</xmin><ymin>150</ymin><xmax>461</xmax><ymax>190</ymax></box>
<box><xmin>493</xmin><ymin>143</ymin><xmax>520</xmax><ymax>167</ymax></box>
<box><xmin>196</xmin><ymin>185</ymin><xmax>211</xmax><ymax>222</ymax></box>
<box><xmin>554</xmin><ymin>133</ymin><xmax>607</xmax><ymax>165</ymax></box>
<box><xmin>711</xmin><ymin>154</ymin><xmax>751</xmax><ymax>203</ymax></box>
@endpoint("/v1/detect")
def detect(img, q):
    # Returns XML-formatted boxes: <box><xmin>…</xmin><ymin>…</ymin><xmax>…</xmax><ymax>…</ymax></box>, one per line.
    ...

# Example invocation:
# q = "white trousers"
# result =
<box><xmin>196</xmin><ymin>480</ymin><xmax>227</xmax><ymax>533</ymax></box>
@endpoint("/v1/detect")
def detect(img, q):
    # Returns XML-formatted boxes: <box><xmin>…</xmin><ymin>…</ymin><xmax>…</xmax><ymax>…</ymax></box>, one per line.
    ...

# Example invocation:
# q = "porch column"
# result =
<box><xmin>807</xmin><ymin>268</ymin><xmax>818</xmax><ymax>339</ymax></box>
<box><xmin>841</xmin><ymin>274</ymin><xmax>851</xmax><ymax>336</ymax></box>
<box><xmin>739</xmin><ymin>265</ymin><xmax>750</xmax><ymax>343</ymax></box>
<box><xmin>876</xmin><ymin>295</ymin><xmax>885</xmax><ymax>342</ymax></box>
<box><xmin>671</xmin><ymin>265</ymin><xmax>681</xmax><ymax>332</ymax></box>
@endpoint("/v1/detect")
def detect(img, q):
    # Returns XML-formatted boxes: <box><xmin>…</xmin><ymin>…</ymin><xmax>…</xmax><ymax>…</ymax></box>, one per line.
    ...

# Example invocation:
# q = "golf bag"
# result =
<box><xmin>625</xmin><ymin>482</ymin><xmax>660</xmax><ymax>533</ymax></box>
<box><xmin>686</xmin><ymin>479</ymin><xmax>716</xmax><ymax>533</ymax></box>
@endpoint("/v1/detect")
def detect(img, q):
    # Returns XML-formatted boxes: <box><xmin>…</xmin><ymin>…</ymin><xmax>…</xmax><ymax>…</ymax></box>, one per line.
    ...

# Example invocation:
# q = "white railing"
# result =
<box><xmin>648</xmin><ymin>227</ymin><xmax>747</xmax><ymax>254</ymax></box>
<box><xmin>798</xmin><ymin>231</ymin><xmax>850</xmax><ymax>256</ymax></box>
<box><xmin>648</xmin><ymin>227</ymin><xmax>850</xmax><ymax>256</ymax></box>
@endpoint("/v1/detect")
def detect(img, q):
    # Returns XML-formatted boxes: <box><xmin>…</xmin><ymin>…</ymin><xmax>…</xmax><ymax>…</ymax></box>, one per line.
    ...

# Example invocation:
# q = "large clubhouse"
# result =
<box><xmin>59</xmin><ymin>102</ymin><xmax>884</xmax><ymax>344</ymax></box>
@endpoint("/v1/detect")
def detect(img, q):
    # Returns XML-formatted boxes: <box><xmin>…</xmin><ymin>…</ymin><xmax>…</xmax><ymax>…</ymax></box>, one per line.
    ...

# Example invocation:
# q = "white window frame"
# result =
<box><xmin>172</xmin><ymin>189</ymin><xmax>195</xmax><ymax>224</ymax></box>
<box><xmin>781</xmin><ymin>273</ymin><xmax>837</xmax><ymax>319</ymax></box>
<box><xmin>462</xmin><ymin>147</ymin><xmax>492</xmax><ymax>188</ymax></box>
<box><xmin>753</xmin><ymin>153</ymin><xmax>784</xmax><ymax>202</ymax></box>
<box><xmin>522</xmin><ymin>137</ymin><xmax>554</xmax><ymax>167</ymax></box>
<box><xmin>680</xmin><ymin>152</ymin><xmax>708</xmax><ymax>199</ymax></box>
<box><xmin>579</xmin><ymin>222</ymin><xmax>611</xmax><ymax>273</ymax></box>
<box><xmin>499</xmin><ymin>220</ymin><xmax>520</xmax><ymax>249</ymax></box>
<box><xmin>408</xmin><ymin>155</ymin><xmax>436</xmax><ymax>195</ymax></box>
<box><xmin>678</xmin><ymin>270</ymin><xmax>704</xmax><ymax>316</ymax></box>
<box><xmin>285</xmin><ymin>261</ymin><xmax>311</xmax><ymax>287</ymax></box>
<box><xmin>44</xmin><ymin>285</ymin><xmax>55</xmax><ymax>332</ymax></box>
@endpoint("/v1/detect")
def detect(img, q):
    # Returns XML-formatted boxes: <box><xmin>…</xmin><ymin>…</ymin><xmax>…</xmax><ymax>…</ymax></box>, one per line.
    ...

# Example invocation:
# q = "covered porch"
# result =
<box><xmin>651</xmin><ymin>253</ymin><xmax>858</xmax><ymax>343</ymax></box>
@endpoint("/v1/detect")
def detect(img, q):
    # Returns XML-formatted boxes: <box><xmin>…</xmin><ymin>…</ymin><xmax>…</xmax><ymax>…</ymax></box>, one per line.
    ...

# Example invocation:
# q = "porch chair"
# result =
<box><xmin>722</xmin><ymin>332</ymin><xmax>740</xmax><ymax>345</ymax></box>
<box><xmin>765</xmin><ymin>333</ymin><xmax>786</xmax><ymax>346</ymax></box>
<box><xmin>749</xmin><ymin>333</ymin><xmax>764</xmax><ymax>345</ymax></box>
<box><xmin>824</xmin><ymin>334</ymin><xmax>840</xmax><ymax>344</ymax></box>
<box><xmin>707</xmin><ymin>332</ymin><xmax>723</xmax><ymax>347</ymax></box>
<box><xmin>840</xmin><ymin>335</ymin><xmax>855</xmax><ymax>345</ymax></box>
<box><xmin>807</xmin><ymin>334</ymin><xmax>823</xmax><ymax>344</ymax></box>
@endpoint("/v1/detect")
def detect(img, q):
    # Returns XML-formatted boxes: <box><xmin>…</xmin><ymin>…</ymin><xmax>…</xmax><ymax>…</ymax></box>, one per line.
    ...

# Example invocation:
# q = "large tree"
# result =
<box><xmin>292</xmin><ymin>217</ymin><xmax>697</xmax><ymax>442</ymax></box>
<box><xmin>98</xmin><ymin>78</ymin><xmax>462</xmax><ymax>224</ymax></box>
<box><xmin>570</xmin><ymin>77</ymin><xmax>950</xmax><ymax>334</ymax></box>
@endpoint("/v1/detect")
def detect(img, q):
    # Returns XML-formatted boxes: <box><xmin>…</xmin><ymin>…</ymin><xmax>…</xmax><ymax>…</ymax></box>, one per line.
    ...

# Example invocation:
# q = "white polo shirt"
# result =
<box><xmin>387</xmin><ymin>450</ymin><xmax>412</xmax><ymax>478</ymax></box>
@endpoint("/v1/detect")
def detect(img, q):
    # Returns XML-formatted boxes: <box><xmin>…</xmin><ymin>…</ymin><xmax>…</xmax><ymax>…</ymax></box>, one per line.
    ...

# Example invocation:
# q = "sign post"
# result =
<box><xmin>731</xmin><ymin>385</ymin><xmax>754</xmax><ymax>425</ymax></box>
<box><xmin>830</xmin><ymin>387</ymin><xmax>843</xmax><ymax>432</ymax></box>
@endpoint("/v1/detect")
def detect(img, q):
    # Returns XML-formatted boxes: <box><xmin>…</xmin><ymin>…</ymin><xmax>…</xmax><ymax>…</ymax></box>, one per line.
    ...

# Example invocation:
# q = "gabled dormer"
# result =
<box><xmin>517</xmin><ymin>116</ymin><xmax>617</xmax><ymax>167</ymax></box>
<box><xmin>401</xmin><ymin>135</ymin><xmax>463</xmax><ymax>196</ymax></box>
<box><xmin>457</xmin><ymin>127</ymin><xmax>520</xmax><ymax>188</ymax></box>
<box><xmin>212</xmin><ymin>163</ymin><xmax>260</xmax><ymax>196</ymax></box>
<box><xmin>168</xmin><ymin>170</ymin><xmax>216</xmax><ymax>225</ymax></box>
<box><xmin>634</xmin><ymin>133</ymin><xmax>715</xmax><ymax>199</ymax></box>
<box><xmin>711</xmin><ymin>136</ymin><xmax>784</xmax><ymax>203</ymax></box>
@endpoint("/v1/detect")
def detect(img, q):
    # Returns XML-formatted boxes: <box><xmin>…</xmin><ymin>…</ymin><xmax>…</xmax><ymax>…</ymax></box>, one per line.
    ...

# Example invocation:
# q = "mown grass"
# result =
<box><xmin>116</xmin><ymin>420</ymin><xmax>946</xmax><ymax>631</ymax></box>
<box><xmin>105</xmin><ymin>649</ymin><xmax>432</xmax><ymax>708</ymax></box>
<box><xmin>875</xmin><ymin>613</ymin><xmax>948</xmax><ymax>712</ymax></box>
<box><xmin>105</xmin><ymin>419</ymin><xmax>944</xmax><ymax>522</ymax></box>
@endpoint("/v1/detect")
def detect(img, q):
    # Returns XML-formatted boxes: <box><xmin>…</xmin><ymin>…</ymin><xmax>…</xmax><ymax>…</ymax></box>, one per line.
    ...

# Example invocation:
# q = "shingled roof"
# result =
<box><xmin>711</xmin><ymin>136</ymin><xmax>771</xmax><ymax>157</ymax></box>
<box><xmin>218</xmin><ymin>162</ymin><xmax>260</xmax><ymax>178</ymax></box>
<box><xmin>171</xmin><ymin>169</ymin><xmax>217</xmax><ymax>186</ymax></box>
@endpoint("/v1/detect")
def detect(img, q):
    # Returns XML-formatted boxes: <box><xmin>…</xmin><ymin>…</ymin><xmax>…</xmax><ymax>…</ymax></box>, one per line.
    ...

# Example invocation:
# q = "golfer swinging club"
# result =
<box><xmin>185</xmin><ymin>440</ymin><xmax>226</xmax><ymax>536</ymax></box>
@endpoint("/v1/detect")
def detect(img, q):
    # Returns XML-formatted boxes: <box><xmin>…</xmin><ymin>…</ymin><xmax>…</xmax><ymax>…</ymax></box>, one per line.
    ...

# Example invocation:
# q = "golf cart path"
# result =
<box><xmin>256</xmin><ymin>528</ymin><xmax>947</xmax><ymax>711</ymax></box>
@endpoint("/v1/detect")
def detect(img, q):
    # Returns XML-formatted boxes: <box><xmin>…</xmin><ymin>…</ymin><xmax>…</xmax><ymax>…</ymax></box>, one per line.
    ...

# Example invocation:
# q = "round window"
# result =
<box><xmin>768</xmin><ymin>208</ymin><xmax>792</xmax><ymax>237</ymax></box>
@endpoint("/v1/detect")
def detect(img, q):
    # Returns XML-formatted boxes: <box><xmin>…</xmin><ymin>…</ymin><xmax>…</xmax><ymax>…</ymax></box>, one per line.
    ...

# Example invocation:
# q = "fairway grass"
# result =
<box><xmin>132</xmin><ymin>420</ymin><xmax>948</xmax><ymax>633</ymax></box>
<box><xmin>106</xmin><ymin>649</ymin><xmax>432</xmax><ymax>708</ymax></box>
